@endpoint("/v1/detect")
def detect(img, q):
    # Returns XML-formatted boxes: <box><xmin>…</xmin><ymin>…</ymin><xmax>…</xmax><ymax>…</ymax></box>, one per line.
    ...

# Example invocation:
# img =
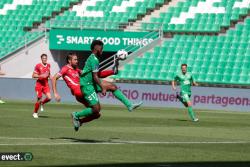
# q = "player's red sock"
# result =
<box><xmin>98</xmin><ymin>70</ymin><xmax>114</xmax><ymax>78</ymax></box>
<box><xmin>34</xmin><ymin>102</ymin><xmax>40</xmax><ymax>113</ymax></box>
<box><xmin>41</xmin><ymin>98</ymin><xmax>51</xmax><ymax>105</ymax></box>
<box><xmin>79</xmin><ymin>113</ymin><xmax>101</xmax><ymax>125</ymax></box>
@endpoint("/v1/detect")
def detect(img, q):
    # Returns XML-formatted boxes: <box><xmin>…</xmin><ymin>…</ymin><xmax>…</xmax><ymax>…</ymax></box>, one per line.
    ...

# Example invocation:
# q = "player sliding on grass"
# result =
<box><xmin>52</xmin><ymin>52</ymin><xmax>119</xmax><ymax>130</ymax></box>
<box><xmin>172</xmin><ymin>64</ymin><xmax>199</xmax><ymax>122</ymax></box>
<box><xmin>32</xmin><ymin>54</ymin><xmax>52</xmax><ymax>118</ymax></box>
<box><xmin>71</xmin><ymin>40</ymin><xmax>143</xmax><ymax>131</ymax></box>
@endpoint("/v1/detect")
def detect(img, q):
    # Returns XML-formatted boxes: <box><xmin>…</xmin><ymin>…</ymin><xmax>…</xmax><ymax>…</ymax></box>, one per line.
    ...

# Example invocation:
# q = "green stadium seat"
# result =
<box><xmin>117</xmin><ymin>14</ymin><xmax>250</xmax><ymax>85</ymax></box>
<box><xmin>142</xmin><ymin>0</ymin><xmax>250</xmax><ymax>33</ymax></box>
<box><xmin>48</xmin><ymin>0</ymin><xmax>167</xmax><ymax>29</ymax></box>
<box><xmin>0</xmin><ymin>0</ymin><xmax>81</xmax><ymax>58</ymax></box>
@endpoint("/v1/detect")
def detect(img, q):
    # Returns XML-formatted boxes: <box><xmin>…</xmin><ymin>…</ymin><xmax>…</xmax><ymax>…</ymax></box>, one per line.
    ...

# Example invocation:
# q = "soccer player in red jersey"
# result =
<box><xmin>32</xmin><ymin>54</ymin><xmax>52</xmax><ymax>118</ymax></box>
<box><xmin>52</xmin><ymin>53</ymin><xmax>87</xmax><ymax>105</ymax></box>
<box><xmin>52</xmin><ymin>53</ymin><xmax>118</xmax><ymax>129</ymax></box>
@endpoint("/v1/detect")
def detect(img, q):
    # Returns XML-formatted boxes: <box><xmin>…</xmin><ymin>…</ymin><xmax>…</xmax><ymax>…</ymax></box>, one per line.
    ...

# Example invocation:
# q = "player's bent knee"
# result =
<box><xmin>107</xmin><ymin>84</ymin><xmax>118</xmax><ymax>92</ymax></box>
<box><xmin>103</xmin><ymin>81</ymin><xmax>117</xmax><ymax>91</ymax></box>
<box><xmin>92</xmin><ymin>104</ymin><xmax>101</xmax><ymax>113</ymax></box>
<box><xmin>187</xmin><ymin>101</ymin><xmax>192</xmax><ymax>107</ymax></box>
<box><xmin>37</xmin><ymin>98</ymin><xmax>42</xmax><ymax>102</ymax></box>
<box><xmin>92</xmin><ymin>109</ymin><xmax>100</xmax><ymax>114</ymax></box>
<box><xmin>46</xmin><ymin>94</ymin><xmax>52</xmax><ymax>100</ymax></box>
<box><xmin>111</xmin><ymin>84</ymin><xmax>118</xmax><ymax>91</ymax></box>
<box><xmin>94</xmin><ymin>112</ymin><xmax>101</xmax><ymax>119</ymax></box>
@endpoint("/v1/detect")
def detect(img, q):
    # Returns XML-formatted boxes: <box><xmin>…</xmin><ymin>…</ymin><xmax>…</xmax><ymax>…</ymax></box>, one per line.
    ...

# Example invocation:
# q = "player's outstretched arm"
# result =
<box><xmin>193</xmin><ymin>82</ymin><xmax>198</xmax><ymax>86</ymax></box>
<box><xmin>51</xmin><ymin>73</ymin><xmax>61</xmax><ymax>102</ymax></box>
<box><xmin>32</xmin><ymin>72</ymin><xmax>39</xmax><ymax>79</ymax></box>
<box><xmin>172</xmin><ymin>80</ymin><xmax>176</xmax><ymax>90</ymax></box>
<box><xmin>32</xmin><ymin>71</ymin><xmax>49</xmax><ymax>79</ymax></box>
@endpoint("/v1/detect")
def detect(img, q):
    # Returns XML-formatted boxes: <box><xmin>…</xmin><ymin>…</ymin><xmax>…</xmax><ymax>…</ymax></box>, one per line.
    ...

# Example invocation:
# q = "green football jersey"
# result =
<box><xmin>174</xmin><ymin>72</ymin><xmax>194</xmax><ymax>95</ymax></box>
<box><xmin>80</xmin><ymin>54</ymin><xmax>99</xmax><ymax>86</ymax></box>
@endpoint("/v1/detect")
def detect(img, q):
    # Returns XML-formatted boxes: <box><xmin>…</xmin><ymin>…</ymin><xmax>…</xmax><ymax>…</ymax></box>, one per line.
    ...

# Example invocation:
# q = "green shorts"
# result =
<box><xmin>180</xmin><ymin>93</ymin><xmax>191</xmax><ymax>103</ymax></box>
<box><xmin>81</xmin><ymin>84</ymin><xmax>101</xmax><ymax>106</ymax></box>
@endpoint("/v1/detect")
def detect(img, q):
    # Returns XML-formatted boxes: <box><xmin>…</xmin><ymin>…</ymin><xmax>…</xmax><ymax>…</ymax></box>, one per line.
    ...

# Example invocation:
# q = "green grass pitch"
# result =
<box><xmin>0</xmin><ymin>101</ymin><xmax>250</xmax><ymax>167</ymax></box>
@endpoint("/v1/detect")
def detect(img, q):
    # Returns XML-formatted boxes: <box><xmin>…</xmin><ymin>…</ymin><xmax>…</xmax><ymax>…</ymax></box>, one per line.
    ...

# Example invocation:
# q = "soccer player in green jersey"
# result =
<box><xmin>172</xmin><ymin>64</ymin><xmax>199</xmax><ymax>122</ymax></box>
<box><xmin>71</xmin><ymin>40</ymin><xmax>143</xmax><ymax>130</ymax></box>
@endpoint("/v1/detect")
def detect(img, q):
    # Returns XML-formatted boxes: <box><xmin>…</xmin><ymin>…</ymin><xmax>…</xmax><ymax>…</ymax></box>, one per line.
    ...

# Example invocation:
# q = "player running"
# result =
<box><xmin>52</xmin><ymin>52</ymin><xmax>118</xmax><ymax>129</ymax></box>
<box><xmin>32</xmin><ymin>54</ymin><xmax>52</xmax><ymax>118</ymax></box>
<box><xmin>172</xmin><ymin>64</ymin><xmax>199</xmax><ymax>122</ymax></box>
<box><xmin>71</xmin><ymin>40</ymin><xmax>143</xmax><ymax>130</ymax></box>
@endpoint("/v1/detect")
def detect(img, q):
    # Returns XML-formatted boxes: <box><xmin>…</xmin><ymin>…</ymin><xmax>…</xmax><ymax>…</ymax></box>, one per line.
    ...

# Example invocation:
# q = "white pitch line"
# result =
<box><xmin>0</xmin><ymin>137</ymin><xmax>49</xmax><ymax>140</ymax></box>
<box><xmin>0</xmin><ymin>142</ymin><xmax>122</xmax><ymax>146</ymax></box>
<box><xmin>0</xmin><ymin>141</ymin><xmax>250</xmax><ymax>146</ymax></box>
<box><xmin>118</xmin><ymin>141</ymin><xmax>250</xmax><ymax>144</ymax></box>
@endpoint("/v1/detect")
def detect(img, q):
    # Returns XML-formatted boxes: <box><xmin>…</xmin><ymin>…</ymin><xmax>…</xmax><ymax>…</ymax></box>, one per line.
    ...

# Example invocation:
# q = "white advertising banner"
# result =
<box><xmin>0</xmin><ymin>78</ymin><xmax>249</xmax><ymax>112</ymax></box>
<box><xmin>98</xmin><ymin>83</ymin><xmax>250</xmax><ymax>112</ymax></box>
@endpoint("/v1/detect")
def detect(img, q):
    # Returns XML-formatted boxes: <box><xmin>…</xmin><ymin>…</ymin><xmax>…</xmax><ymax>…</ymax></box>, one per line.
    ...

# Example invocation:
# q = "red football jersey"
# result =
<box><xmin>34</xmin><ymin>63</ymin><xmax>50</xmax><ymax>85</ymax></box>
<box><xmin>58</xmin><ymin>65</ymin><xmax>81</xmax><ymax>90</ymax></box>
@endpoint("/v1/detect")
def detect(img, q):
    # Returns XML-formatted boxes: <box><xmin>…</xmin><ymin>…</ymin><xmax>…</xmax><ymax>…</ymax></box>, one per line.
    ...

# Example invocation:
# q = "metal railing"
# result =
<box><xmin>98</xmin><ymin>30</ymin><xmax>162</xmax><ymax>71</ymax></box>
<box><xmin>0</xmin><ymin>21</ymin><xmax>163</xmax><ymax>63</ymax></box>
<box><xmin>46</xmin><ymin>20</ymin><xmax>163</xmax><ymax>32</ymax></box>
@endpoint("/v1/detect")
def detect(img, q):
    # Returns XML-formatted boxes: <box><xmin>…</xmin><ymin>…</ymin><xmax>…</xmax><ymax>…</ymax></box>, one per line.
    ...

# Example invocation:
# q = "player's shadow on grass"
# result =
<box><xmin>175</xmin><ymin>119</ymin><xmax>189</xmax><ymax>122</ymax></box>
<box><xmin>38</xmin><ymin>115</ymin><xmax>49</xmax><ymax>118</ymax></box>
<box><xmin>50</xmin><ymin>137</ymin><xmax>108</xmax><ymax>143</ymax></box>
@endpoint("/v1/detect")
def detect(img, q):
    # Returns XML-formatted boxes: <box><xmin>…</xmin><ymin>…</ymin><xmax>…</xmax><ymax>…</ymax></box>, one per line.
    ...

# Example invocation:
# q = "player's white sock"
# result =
<box><xmin>33</xmin><ymin>113</ymin><xmax>39</xmax><ymax>118</ymax></box>
<box><xmin>193</xmin><ymin>118</ymin><xmax>199</xmax><ymax>122</ymax></box>
<box><xmin>40</xmin><ymin>104</ymin><xmax>44</xmax><ymax>112</ymax></box>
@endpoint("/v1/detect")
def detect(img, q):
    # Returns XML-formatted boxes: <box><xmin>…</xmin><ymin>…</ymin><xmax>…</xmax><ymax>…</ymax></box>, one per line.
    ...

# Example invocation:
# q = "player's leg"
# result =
<box><xmin>182</xmin><ymin>94</ymin><xmax>198</xmax><ymax>122</ymax></box>
<box><xmin>39</xmin><ymin>86</ymin><xmax>51</xmax><ymax>112</ymax></box>
<box><xmin>101</xmin><ymin>80</ymin><xmax>142</xmax><ymax>111</ymax></box>
<box><xmin>76</xmin><ymin>97</ymin><xmax>101</xmax><ymax>125</ymax></box>
<box><xmin>74</xmin><ymin>87</ymin><xmax>89</xmax><ymax>107</ymax></box>
<box><xmin>33</xmin><ymin>86</ymin><xmax>42</xmax><ymax>118</ymax></box>
<box><xmin>98</xmin><ymin>58</ymin><xmax>119</xmax><ymax>78</ymax></box>
<box><xmin>71</xmin><ymin>85</ymin><xmax>101</xmax><ymax>131</ymax></box>
<box><xmin>74</xmin><ymin>93</ymin><xmax>100</xmax><ymax>118</ymax></box>
<box><xmin>42</xmin><ymin>93</ymin><xmax>51</xmax><ymax>105</ymax></box>
<box><xmin>187</xmin><ymin>101</ymin><xmax>198</xmax><ymax>122</ymax></box>
<box><xmin>176</xmin><ymin>92</ymin><xmax>188</xmax><ymax>107</ymax></box>
<box><xmin>75</xmin><ymin>90</ymin><xmax>101</xmax><ymax>125</ymax></box>
<box><xmin>72</xmin><ymin>103</ymin><xmax>101</xmax><ymax>131</ymax></box>
<box><xmin>0</xmin><ymin>98</ymin><xmax>5</xmax><ymax>104</ymax></box>
<box><xmin>42</xmin><ymin>87</ymin><xmax>52</xmax><ymax>104</ymax></box>
<box><xmin>79</xmin><ymin>112</ymin><xmax>101</xmax><ymax>125</ymax></box>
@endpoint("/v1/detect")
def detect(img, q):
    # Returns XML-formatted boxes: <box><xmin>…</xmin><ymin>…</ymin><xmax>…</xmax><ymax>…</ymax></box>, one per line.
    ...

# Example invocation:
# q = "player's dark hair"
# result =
<box><xmin>41</xmin><ymin>54</ymin><xmax>47</xmax><ymax>59</ymax></box>
<box><xmin>91</xmin><ymin>40</ymin><xmax>103</xmax><ymax>51</ymax></box>
<box><xmin>66</xmin><ymin>52</ymin><xmax>76</xmax><ymax>63</ymax></box>
<box><xmin>181</xmin><ymin>63</ymin><xmax>187</xmax><ymax>67</ymax></box>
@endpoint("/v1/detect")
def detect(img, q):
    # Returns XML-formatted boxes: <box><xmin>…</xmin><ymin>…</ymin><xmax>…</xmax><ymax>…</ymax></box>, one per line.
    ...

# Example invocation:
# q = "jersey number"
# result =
<box><xmin>88</xmin><ymin>92</ymin><xmax>98</xmax><ymax>101</ymax></box>
<box><xmin>184</xmin><ymin>80</ymin><xmax>190</xmax><ymax>85</ymax></box>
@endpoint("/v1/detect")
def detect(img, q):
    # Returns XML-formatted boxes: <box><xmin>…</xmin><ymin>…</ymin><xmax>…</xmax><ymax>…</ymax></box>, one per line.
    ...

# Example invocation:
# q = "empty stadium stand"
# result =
<box><xmin>142</xmin><ymin>0</ymin><xmax>250</xmax><ymax>32</ymax></box>
<box><xmin>116</xmin><ymin>15</ymin><xmax>250</xmax><ymax>85</ymax></box>
<box><xmin>0</xmin><ymin>0</ymin><xmax>249</xmax><ymax>85</ymax></box>
<box><xmin>47</xmin><ymin>0</ymin><xmax>166</xmax><ymax>29</ymax></box>
<box><xmin>0</xmin><ymin>0</ymin><xmax>80</xmax><ymax>59</ymax></box>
